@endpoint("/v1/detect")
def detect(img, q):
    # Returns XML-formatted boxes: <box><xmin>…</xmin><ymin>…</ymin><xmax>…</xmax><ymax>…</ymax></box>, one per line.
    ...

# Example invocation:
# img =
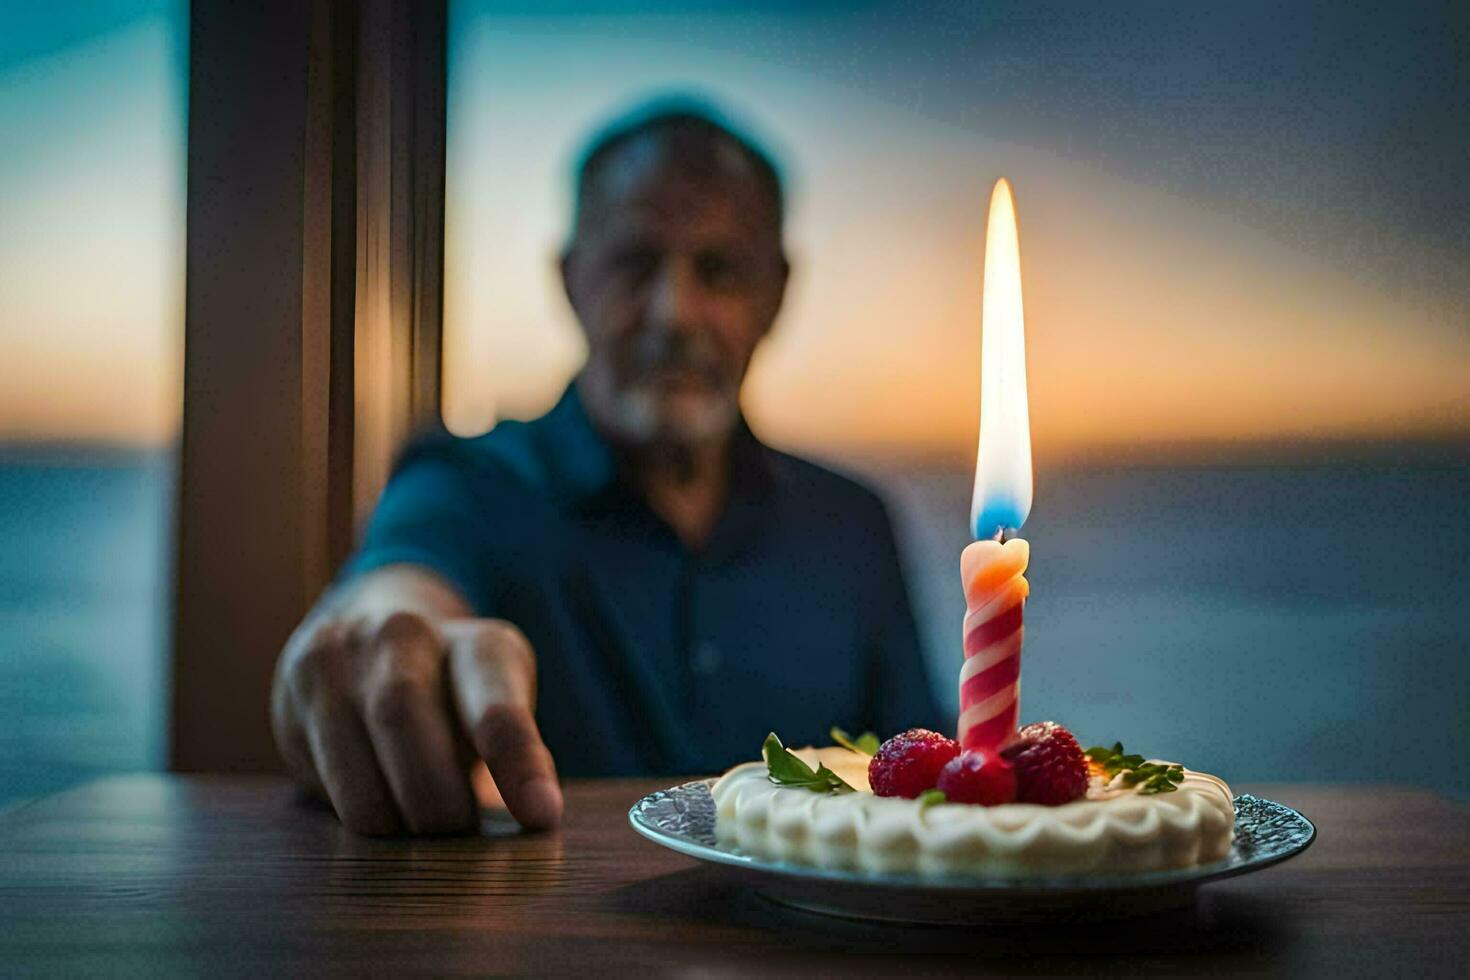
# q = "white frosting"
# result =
<box><xmin>712</xmin><ymin>747</ymin><xmax>1235</xmax><ymax>877</ymax></box>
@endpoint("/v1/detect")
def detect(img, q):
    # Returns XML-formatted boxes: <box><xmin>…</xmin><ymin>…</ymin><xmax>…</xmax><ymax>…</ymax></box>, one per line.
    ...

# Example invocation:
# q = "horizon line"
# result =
<box><xmin>3</xmin><ymin>431</ymin><xmax>1465</xmax><ymax>470</ymax></box>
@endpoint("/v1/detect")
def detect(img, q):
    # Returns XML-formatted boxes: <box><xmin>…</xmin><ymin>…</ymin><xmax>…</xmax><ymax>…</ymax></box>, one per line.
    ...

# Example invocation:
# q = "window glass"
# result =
<box><xmin>0</xmin><ymin>1</ymin><xmax>186</xmax><ymax>805</ymax></box>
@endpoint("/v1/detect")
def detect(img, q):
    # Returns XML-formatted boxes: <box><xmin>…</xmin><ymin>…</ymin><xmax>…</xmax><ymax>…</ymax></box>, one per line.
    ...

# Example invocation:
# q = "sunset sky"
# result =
<box><xmin>4</xmin><ymin>1</ymin><xmax>1467</xmax><ymax>460</ymax></box>
<box><xmin>0</xmin><ymin>0</ymin><xmax>185</xmax><ymax>446</ymax></box>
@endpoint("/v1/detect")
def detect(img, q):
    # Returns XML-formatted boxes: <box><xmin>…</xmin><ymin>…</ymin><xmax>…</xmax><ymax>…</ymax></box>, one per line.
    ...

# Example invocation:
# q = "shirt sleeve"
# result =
<box><xmin>337</xmin><ymin>456</ymin><xmax>495</xmax><ymax>614</ymax></box>
<box><xmin>866</xmin><ymin>501</ymin><xmax>944</xmax><ymax>734</ymax></box>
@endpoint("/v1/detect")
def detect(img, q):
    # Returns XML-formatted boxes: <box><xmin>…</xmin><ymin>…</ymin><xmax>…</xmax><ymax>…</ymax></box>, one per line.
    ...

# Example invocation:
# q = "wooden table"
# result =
<box><xmin>0</xmin><ymin>777</ymin><xmax>1465</xmax><ymax>976</ymax></box>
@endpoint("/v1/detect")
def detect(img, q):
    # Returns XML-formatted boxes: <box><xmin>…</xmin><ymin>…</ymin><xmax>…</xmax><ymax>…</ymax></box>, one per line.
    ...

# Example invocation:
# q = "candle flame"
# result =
<box><xmin>971</xmin><ymin>178</ymin><xmax>1033</xmax><ymax>539</ymax></box>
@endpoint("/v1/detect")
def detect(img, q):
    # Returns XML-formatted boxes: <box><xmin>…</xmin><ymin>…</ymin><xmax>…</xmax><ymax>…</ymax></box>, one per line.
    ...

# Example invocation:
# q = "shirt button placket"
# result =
<box><xmin>685</xmin><ymin>557</ymin><xmax>721</xmax><ymax>678</ymax></box>
<box><xmin>691</xmin><ymin>640</ymin><xmax>722</xmax><ymax>677</ymax></box>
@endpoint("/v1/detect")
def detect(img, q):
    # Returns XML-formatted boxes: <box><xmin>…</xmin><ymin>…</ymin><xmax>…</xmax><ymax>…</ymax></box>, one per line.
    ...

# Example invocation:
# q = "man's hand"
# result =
<box><xmin>271</xmin><ymin>574</ymin><xmax>563</xmax><ymax>835</ymax></box>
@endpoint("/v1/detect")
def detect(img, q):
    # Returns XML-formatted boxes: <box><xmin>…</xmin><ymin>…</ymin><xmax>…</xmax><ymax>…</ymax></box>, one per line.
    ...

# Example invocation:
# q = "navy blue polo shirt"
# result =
<box><xmin>343</xmin><ymin>382</ymin><xmax>939</xmax><ymax>777</ymax></box>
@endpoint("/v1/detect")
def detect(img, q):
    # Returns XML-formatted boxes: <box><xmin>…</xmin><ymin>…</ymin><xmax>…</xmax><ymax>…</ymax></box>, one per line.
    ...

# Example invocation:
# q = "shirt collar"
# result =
<box><xmin>535</xmin><ymin>381</ymin><xmax>617</xmax><ymax>506</ymax></box>
<box><xmin>536</xmin><ymin>379</ymin><xmax>777</xmax><ymax>510</ymax></box>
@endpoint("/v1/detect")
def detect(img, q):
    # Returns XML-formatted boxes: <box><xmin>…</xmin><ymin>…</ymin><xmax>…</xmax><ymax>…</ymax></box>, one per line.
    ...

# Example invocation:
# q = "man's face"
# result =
<box><xmin>561</xmin><ymin>139</ymin><xmax>788</xmax><ymax>450</ymax></box>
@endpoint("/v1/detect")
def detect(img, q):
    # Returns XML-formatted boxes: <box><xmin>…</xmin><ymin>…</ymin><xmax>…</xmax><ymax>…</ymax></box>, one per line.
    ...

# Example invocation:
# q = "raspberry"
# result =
<box><xmin>999</xmin><ymin>721</ymin><xmax>1090</xmax><ymax>806</ymax></box>
<box><xmin>936</xmin><ymin>750</ymin><xmax>1017</xmax><ymax>805</ymax></box>
<box><xmin>868</xmin><ymin>729</ymin><xmax>961</xmax><ymax>799</ymax></box>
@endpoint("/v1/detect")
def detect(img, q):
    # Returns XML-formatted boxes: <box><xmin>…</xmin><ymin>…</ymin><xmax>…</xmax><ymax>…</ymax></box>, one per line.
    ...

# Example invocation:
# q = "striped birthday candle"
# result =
<box><xmin>957</xmin><ymin>537</ymin><xmax>1030</xmax><ymax>753</ymax></box>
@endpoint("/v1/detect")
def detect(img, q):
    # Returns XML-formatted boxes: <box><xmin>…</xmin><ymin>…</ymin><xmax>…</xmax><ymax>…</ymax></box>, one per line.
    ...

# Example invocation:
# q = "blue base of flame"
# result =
<box><xmin>973</xmin><ymin>497</ymin><xmax>1028</xmax><ymax>540</ymax></box>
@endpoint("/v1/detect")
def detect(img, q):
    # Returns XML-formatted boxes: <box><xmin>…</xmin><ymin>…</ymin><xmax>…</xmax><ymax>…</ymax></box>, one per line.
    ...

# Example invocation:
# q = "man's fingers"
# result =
<box><xmin>279</xmin><ymin>620</ymin><xmax>400</xmax><ymax>835</ymax></box>
<box><xmin>359</xmin><ymin>613</ymin><xmax>476</xmax><ymax>834</ymax></box>
<box><xmin>278</xmin><ymin>608</ymin><xmax>559</xmax><ymax>836</ymax></box>
<box><xmin>445</xmin><ymin>621</ymin><xmax>563</xmax><ymax>830</ymax></box>
<box><xmin>270</xmin><ymin>675</ymin><xmax>326</xmax><ymax>800</ymax></box>
<box><xmin>301</xmin><ymin>693</ymin><xmax>402</xmax><ymax>836</ymax></box>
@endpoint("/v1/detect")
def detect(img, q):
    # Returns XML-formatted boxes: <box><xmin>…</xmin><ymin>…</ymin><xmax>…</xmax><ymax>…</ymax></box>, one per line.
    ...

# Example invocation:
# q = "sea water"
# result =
<box><xmin>1</xmin><ymin>447</ymin><xmax>1465</xmax><ymax>806</ymax></box>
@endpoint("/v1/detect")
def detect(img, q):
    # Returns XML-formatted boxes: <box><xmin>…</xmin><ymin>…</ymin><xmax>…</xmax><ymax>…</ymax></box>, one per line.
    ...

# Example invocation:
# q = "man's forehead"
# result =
<box><xmin>580</xmin><ymin>135</ymin><xmax>778</xmax><ymax>240</ymax></box>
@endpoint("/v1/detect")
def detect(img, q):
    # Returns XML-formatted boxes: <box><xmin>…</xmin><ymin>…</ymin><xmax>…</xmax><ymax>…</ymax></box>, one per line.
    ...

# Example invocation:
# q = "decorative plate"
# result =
<box><xmin>628</xmin><ymin>779</ymin><xmax>1315</xmax><ymax>923</ymax></box>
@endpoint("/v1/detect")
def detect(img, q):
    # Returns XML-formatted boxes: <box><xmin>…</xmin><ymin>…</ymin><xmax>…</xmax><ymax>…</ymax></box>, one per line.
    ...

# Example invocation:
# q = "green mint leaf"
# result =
<box><xmin>763</xmin><ymin>733</ymin><xmax>816</xmax><ymax>780</ymax></box>
<box><xmin>917</xmin><ymin>789</ymin><xmax>947</xmax><ymax>808</ymax></box>
<box><xmin>1086</xmin><ymin>739</ymin><xmax>1184</xmax><ymax>793</ymax></box>
<box><xmin>763</xmin><ymin>732</ymin><xmax>856</xmax><ymax>794</ymax></box>
<box><xmin>830</xmin><ymin>727</ymin><xmax>881</xmax><ymax>756</ymax></box>
<box><xmin>1138</xmin><ymin>768</ymin><xmax>1183</xmax><ymax>795</ymax></box>
<box><xmin>813</xmin><ymin>763</ymin><xmax>856</xmax><ymax>793</ymax></box>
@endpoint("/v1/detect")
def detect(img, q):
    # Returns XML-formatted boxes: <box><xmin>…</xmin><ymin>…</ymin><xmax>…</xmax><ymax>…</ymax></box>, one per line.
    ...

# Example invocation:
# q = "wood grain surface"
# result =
<box><xmin>0</xmin><ymin>776</ymin><xmax>1465</xmax><ymax>976</ymax></box>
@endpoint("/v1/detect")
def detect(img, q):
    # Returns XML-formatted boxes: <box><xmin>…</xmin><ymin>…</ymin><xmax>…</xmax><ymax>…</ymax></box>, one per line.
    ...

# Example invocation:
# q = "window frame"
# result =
<box><xmin>171</xmin><ymin>0</ymin><xmax>447</xmax><ymax>772</ymax></box>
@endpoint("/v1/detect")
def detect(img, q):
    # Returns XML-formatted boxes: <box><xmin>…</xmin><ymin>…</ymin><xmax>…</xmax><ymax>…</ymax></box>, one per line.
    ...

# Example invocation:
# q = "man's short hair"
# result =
<box><xmin>571</xmin><ymin>96</ymin><xmax>785</xmax><ymax>236</ymax></box>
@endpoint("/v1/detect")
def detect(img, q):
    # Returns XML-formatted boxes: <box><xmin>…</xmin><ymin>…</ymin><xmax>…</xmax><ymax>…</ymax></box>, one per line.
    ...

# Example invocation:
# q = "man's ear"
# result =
<box><xmin>558</xmin><ymin>246</ymin><xmax>573</xmax><ymax>300</ymax></box>
<box><xmin>558</xmin><ymin>245</ymin><xmax>583</xmax><ymax>322</ymax></box>
<box><xmin>760</xmin><ymin>253</ymin><xmax>791</xmax><ymax>338</ymax></box>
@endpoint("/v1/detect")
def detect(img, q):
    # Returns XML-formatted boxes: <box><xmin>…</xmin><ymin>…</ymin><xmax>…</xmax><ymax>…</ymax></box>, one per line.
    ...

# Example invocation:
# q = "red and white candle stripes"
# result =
<box><xmin>957</xmin><ymin>538</ymin><xmax>1030</xmax><ymax>753</ymax></box>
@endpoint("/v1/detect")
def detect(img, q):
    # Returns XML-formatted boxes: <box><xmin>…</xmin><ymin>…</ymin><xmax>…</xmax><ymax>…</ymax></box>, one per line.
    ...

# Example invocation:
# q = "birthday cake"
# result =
<box><xmin>711</xmin><ymin>739</ymin><xmax>1235</xmax><ymax>877</ymax></box>
<box><xmin>710</xmin><ymin>539</ymin><xmax>1235</xmax><ymax>878</ymax></box>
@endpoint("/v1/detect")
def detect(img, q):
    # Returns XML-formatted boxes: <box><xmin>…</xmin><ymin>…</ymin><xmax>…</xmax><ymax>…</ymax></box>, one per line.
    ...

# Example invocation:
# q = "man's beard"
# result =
<box><xmin>607</xmin><ymin>381</ymin><xmax>738</xmax><ymax>446</ymax></box>
<box><xmin>591</xmin><ymin>329</ymin><xmax>741</xmax><ymax>449</ymax></box>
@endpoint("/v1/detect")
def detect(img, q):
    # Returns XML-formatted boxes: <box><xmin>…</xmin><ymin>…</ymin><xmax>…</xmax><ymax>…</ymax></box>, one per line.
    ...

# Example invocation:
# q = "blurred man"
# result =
<box><xmin>271</xmin><ymin>101</ymin><xmax>937</xmax><ymax>835</ymax></box>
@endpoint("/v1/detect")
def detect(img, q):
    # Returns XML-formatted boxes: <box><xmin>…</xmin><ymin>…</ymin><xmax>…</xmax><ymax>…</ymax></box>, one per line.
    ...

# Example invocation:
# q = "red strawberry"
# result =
<box><xmin>936</xmin><ymin>750</ymin><xmax>1017</xmax><ymax>805</ymax></box>
<box><xmin>1000</xmin><ymin>721</ymin><xmax>1090</xmax><ymax>805</ymax></box>
<box><xmin>868</xmin><ymin>729</ymin><xmax>961</xmax><ymax>798</ymax></box>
